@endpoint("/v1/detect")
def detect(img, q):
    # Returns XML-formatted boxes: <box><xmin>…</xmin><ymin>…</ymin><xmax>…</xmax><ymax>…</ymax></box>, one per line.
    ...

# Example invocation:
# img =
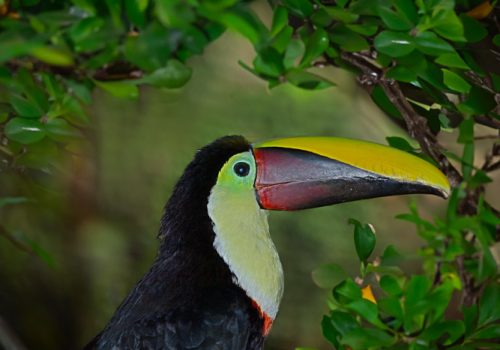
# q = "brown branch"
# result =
<box><xmin>6</xmin><ymin>58</ymin><xmax>144</xmax><ymax>82</ymax></box>
<box><xmin>474</xmin><ymin>134</ymin><xmax>499</xmax><ymax>140</ymax></box>
<box><xmin>474</xmin><ymin>115</ymin><xmax>500</xmax><ymax>130</ymax></box>
<box><xmin>482</xmin><ymin>142</ymin><xmax>500</xmax><ymax>172</ymax></box>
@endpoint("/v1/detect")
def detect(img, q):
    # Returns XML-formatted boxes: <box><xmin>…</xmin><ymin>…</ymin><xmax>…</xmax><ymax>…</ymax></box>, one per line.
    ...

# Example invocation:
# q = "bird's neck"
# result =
<box><xmin>207</xmin><ymin>186</ymin><xmax>284</xmax><ymax>320</ymax></box>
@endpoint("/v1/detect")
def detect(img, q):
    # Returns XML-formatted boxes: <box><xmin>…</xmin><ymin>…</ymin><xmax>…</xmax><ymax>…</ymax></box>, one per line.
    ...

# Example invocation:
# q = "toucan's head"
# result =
<box><xmin>161</xmin><ymin>135</ymin><xmax>449</xmax><ymax>332</ymax></box>
<box><xmin>207</xmin><ymin>135</ymin><xmax>449</xmax><ymax>211</ymax></box>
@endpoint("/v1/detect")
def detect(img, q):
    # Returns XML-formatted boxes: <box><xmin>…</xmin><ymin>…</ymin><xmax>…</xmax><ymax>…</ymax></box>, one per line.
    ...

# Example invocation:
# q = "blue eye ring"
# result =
<box><xmin>233</xmin><ymin>162</ymin><xmax>250</xmax><ymax>177</ymax></box>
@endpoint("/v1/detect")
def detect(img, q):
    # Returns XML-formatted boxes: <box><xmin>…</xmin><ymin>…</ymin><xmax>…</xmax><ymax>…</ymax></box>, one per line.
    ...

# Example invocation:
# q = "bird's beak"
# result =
<box><xmin>252</xmin><ymin>137</ymin><xmax>450</xmax><ymax>211</ymax></box>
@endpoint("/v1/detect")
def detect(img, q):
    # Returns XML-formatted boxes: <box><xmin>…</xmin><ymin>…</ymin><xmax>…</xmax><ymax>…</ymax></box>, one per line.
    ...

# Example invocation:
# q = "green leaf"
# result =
<box><xmin>16</xmin><ymin>138</ymin><xmax>59</xmax><ymax>169</ymax></box>
<box><xmin>349</xmin><ymin>219</ymin><xmax>376</xmax><ymax>262</ymax></box>
<box><xmin>374</xmin><ymin>31</ymin><xmax>415</xmax><ymax>57</ymax></box>
<box><xmin>378</xmin><ymin>4</ymin><xmax>414</xmax><ymax>31</ymax></box>
<box><xmin>65</xmin><ymin>79</ymin><xmax>92</xmax><ymax>104</ymax></box>
<box><xmin>460</xmin><ymin>14</ymin><xmax>487</xmax><ymax>43</ymax></box>
<box><xmin>105</xmin><ymin>0</ymin><xmax>122</xmax><ymax>27</ymax></box>
<box><xmin>123</xmin><ymin>23</ymin><xmax>172</xmax><ymax>71</ymax></box>
<box><xmin>94</xmin><ymin>80</ymin><xmax>139</xmax><ymax>99</ymax></box>
<box><xmin>300</xmin><ymin>29</ymin><xmax>329</xmax><ymax>66</ymax></box>
<box><xmin>395</xmin><ymin>0</ymin><xmax>418</xmax><ymax>23</ymax></box>
<box><xmin>0</xmin><ymin>33</ymin><xmax>39</xmax><ymax>63</ymax></box>
<box><xmin>378</xmin><ymin>297</ymin><xmax>404</xmax><ymax>320</ymax></box>
<box><xmin>321</xmin><ymin>316</ymin><xmax>340</xmax><ymax>348</ymax></box>
<box><xmin>45</xmin><ymin>118</ymin><xmax>81</xmax><ymax>141</ymax></box>
<box><xmin>330</xmin><ymin>310</ymin><xmax>359</xmax><ymax>336</ymax></box>
<box><xmin>272</xmin><ymin>26</ymin><xmax>293</xmax><ymax>53</ymax></box>
<box><xmin>458</xmin><ymin>118</ymin><xmax>474</xmax><ymax>144</ymax></box>
<box><xmin>330</xmin><ymin>26</ymin><xmax>369</xmax><ymax>52</ymax></box>
<box><xmin>419</xmin><ymin>320</ymin><xmax>465</xmax><ymax>346</ymax></box>
<box><xmin>138</xmin><ymin>60</ymin><xmax>192</xmax><ymax>88</ymax></box>
<box><xmin>494</xmin><ymin>34</ymin><xmax>500</xmax><ymax>46</ymax></box>
<box><xmin>386</xmin><ymin>136</ymin><xmax>416</xmax><ymax>152</ymax></box>
<box><xmin>478</xmin><ymin>283</ymin><xmax>500</xmax><ymax>325</ymax></box>
<box><xmin>310</xmin><ymin>8</ymin><xmax>332</xmax><ymax>27</ymax></box>
<box><xmin>41</xmin><ymin>73</ymin><xmax>64</xmax><ymax>101</ymax></box>
<box><xmin>253</xmin><ymin>48</ymin><xmax>284</xmax><ymax>78</ymax></box>
<box><xmin>312</xmin><ymin>263</ymin><xmax>348</xmax><ymax>289</ymax></box>
<box><xmin>458</xmin><ymin>86</ymin><xmax>497</xmax><ymax>114</ymax></box>
<box><xmin>462</xmin><ymin>143</ymin><xmax>474</xmax><ymax>179</ymax></box>
<box><xmin>463</xmin><ymin>304</ymin><xmax>478</xmax><ymax>336</ymax></box>
<box><xmin>9</xmin><ymin>95</ymin><xmax>44</xmax><ymax>118</ymax></box>
<box><xmin>405</xmin><ymin>275</ymin><xmax>432</xmax><ymax>312</ymax></box>
<box><xmin>271</xmin><ymin>7</ymin><xmax>288</xmax><ymax>37</ymax></box>
<box><xmin>283</xmin><ymin>0</ymin><xmax>313</xmax><ymax>17</ymax></box>
<box><xmin>69</xmin><ymin>17</ymin><xmax>105</xmax><ymax>44</ymax></box>
<box><xmin>31</xmin><ymin>47</ymin><xmax>74</xmax><ymax>66</ymax></box>
<box><xmin>155</xmin><ymin>1</ymin><xmax>195</xmax><ymax>28</ymax></box>
<box><xmin>468</xmin><ymin>170</ymin><xmax>492</xmax><ymax>189</ymax></box>
<box><xmin>346</xmin><ymin>22</ymin><xmax>378</xmax><ymax>36</ymax></box>
<box><xmin>283</xmin><ymin>39</ymin><xmax>305</xmax><ymax>69</ymax></box>
<box><xmin>286</xmin><ymin>70</ymin><xmax>335</xmax><ymax>90</ymax></box>
<box><xmin>324</xmin><ymin>7</ymin><xmax>359</xmax><ymax>23</ymax></box>
<box><xmin>4</xmin><ymin>117</ymin><xmax>46</xmax><ymax>144</ymax></box>
<box><xmin>419</xmin><ymin>62</ymin><xmax>448</xmax><ymax>91</ymax></box>
<box><xmin>346</xmin><ymin>299</ymin><xmax>384</xmax><ymax>327</ymax></box>
<box><xmin>435</xmin><ymin>52</ymin><xmax>470</xmax><ymax>69</ymax></box>
<box><xmin>414</xmin><ymin>31</ymin><xmax>454</xmax><ymax>55</ymax></box>
<box><xmin>431</xmin><ymin>10</ymin><xmax>465</xmax><ymax>42</ymax></box>
<box><xmin>442</xmin><ymin>69</ymin><xmax>471</xmax><ymax>93</ymax></box>
<box><xmin>333</xmin><ymin>279</ymin><xmax>362</xmax><ymax>304</ymax></box>
<box><xmin>472</xmin><ymin>324</ymin><xmax>500</xmax><ymax>340</ymax></box>
<box><xmin>216</xmin><ymin>10</ymin><xmax>263</xmax><ymax>46</ymax></box>
<box><xmin>371</xmin><ymin>86</ymin><xmax>402</xmax><ymax>119</ymax></box>
<box><xmin>125</xmin><ymin>0</ymin><xmax>147</xmax><ymax>27</ymax></box>
<box><xmin>380</xmin><ymin>275</ymin><xmax>403</xmax><ymax>297</ymax></box>
<box><xmin>386</xmin><ymin>65</ymin><xmax>417</xmax><ymax>82</ymax></box>
<box><xmin>342</xmin><ymin>328</ymin><xmax>394</xmax><ymax>350</ymax></box>
<box><xmin>16</xmin><ymin>69</ymin><xmax>49</xmax><ymax>112</ymax></box>
<box><xmin>426</xmin><ymin>279</ymin><xmax>458</xmax><ymax>322</ymax></box>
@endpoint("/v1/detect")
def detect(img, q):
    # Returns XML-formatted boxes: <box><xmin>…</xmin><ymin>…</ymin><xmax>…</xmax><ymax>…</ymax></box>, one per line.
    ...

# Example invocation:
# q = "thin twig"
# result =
<box><xmin>474</xmin><ymin>134</ymin><xmax>499</xmax><ymax>140</ymax></box>
<box><xmin>474</xmin><ymin>115</ymin><xmax>500</xmax><ymax>130</ymax></box>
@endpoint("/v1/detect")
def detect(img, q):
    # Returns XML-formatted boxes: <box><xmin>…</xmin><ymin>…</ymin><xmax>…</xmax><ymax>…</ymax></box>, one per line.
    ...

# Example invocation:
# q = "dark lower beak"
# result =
<box><xmin>252</xmin><ymin>137</ymin><xmax>449</xmax><ymax>211</ymax></box>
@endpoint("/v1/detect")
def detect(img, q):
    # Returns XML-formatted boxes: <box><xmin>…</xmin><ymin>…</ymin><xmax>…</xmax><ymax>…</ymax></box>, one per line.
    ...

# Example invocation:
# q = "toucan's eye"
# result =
<box><xmin>233</xmin><ymin>162</ymin><xmax>250</xmax><ymax>177</ymax></box>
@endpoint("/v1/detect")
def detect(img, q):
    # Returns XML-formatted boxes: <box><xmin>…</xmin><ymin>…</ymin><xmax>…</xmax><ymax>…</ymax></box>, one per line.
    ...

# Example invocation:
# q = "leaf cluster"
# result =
<box><xmin>315</xmin><ymin>207</ymin><xmax>499</xmax><ymax>350</ymax></box>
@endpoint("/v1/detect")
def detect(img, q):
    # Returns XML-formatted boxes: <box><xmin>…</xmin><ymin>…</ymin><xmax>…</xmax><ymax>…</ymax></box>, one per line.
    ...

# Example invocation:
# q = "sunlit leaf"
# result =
<box><xmin>5</xmin><ymin>117</ymin><xmax>46</xmax><ymax>144</ymax></box>
<box><xmin>94</xmin><ymin>80</ymin><xmax>139</xmax><ymax>99</ymax></box>
<box><xmin>442</xmin><ymin>69</ymin><xmax>471</xmax><ymax>93</ymax></box>
<box><xmin>374</xmin><ymin>31</ymin><xmax>415</xmax><ymax>57</ymax></box>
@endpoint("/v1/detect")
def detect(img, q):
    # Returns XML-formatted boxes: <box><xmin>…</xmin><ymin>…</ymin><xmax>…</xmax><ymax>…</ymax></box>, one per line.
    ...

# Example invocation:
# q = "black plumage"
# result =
<box><xmin>85</xmin><ymin>136</ymin><xmax>266</xmax><ymax>350</ymax></box>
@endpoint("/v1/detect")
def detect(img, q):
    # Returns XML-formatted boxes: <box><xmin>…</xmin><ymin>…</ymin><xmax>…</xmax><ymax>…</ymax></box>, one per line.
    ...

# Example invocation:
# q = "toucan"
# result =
<box><xmin>85</xmin><ymin>135</ymin><xmax>449</xmax><ymax>350</ymax></box>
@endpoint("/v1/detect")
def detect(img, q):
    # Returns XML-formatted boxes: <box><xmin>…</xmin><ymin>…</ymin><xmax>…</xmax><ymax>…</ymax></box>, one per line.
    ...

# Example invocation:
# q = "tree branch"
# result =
<box><xmin>338</xmin><ymin>52</ymin><xmax>463</xmax><ymax>186</ymax></box>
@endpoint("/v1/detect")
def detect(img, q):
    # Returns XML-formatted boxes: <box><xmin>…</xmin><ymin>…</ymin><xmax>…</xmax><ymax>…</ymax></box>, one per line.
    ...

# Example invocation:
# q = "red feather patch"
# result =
<box><xmin>251</xmin><ymin>299</ymin><xmax>273</xmax><ymax>336</ymax></box>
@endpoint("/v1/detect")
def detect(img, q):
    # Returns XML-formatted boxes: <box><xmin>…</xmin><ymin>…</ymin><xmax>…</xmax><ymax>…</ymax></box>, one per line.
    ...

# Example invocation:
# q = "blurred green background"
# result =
<box><xmin>0</xmin><ymin>30</ymin><xmax>456</xmax><ymax>350</ymax></box>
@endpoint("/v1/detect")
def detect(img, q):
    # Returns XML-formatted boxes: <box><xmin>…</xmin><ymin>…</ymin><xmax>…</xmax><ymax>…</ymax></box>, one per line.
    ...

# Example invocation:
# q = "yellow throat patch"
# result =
<box><xmin>207</xmin><ymin>151</ymin><xmax>284</xmax><ymax>319</ymax></box>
